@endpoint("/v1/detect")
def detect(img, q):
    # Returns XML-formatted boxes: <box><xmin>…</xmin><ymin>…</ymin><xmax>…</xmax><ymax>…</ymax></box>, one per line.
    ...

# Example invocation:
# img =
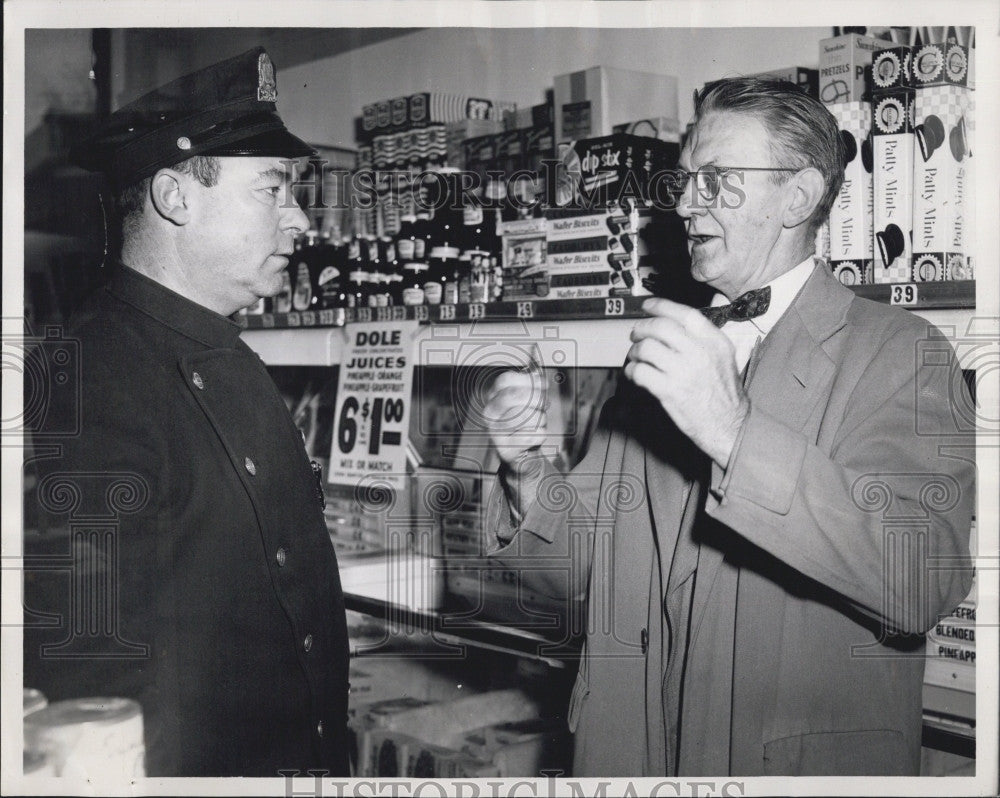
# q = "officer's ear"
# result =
<box><xmin>149</xmin><ymin>168</ymin><xmax>192</xmax><ymax>226</ymax></box>
<box><xmin>782</xmin><ymin>166</ymin><xmax>825</xmax><ymax>230</ymax></box>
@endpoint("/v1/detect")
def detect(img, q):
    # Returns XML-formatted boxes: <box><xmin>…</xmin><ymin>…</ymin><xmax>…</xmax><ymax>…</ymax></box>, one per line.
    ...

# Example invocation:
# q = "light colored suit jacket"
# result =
<box><xmin>488</xmin><ymin>263</ymin><xmax>975</xmax><ymax>776</ymax></box>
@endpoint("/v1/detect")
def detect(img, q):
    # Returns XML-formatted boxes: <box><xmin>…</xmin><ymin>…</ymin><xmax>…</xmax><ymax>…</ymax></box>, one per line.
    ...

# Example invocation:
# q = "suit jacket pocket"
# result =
<box><xmin>763</xmin><ymin>729</ymin><xmax>911</xmax><ymax>776</ymax></box>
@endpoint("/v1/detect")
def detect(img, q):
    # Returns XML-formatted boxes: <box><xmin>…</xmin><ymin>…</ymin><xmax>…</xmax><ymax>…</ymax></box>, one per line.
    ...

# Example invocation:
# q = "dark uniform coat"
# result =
<box><xmin>489</xmin><ymin>263</ymin><xmax>975</xmax><ymax>776</ymax></box>
<box><xmin>24</xmin><ymin>266</ymin><xmax>350</xmax><ymax>777</ymax></box>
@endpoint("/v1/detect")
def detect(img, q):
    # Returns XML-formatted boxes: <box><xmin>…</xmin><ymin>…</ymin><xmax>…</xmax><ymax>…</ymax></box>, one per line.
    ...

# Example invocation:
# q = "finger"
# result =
<box><xmin>626</xmin><ymin>336</ymin><xmax>676</xmax><ymax>372</ymax></box>
<box><xmin>642</xmin><ymin>296</ymin><xmax>716</xmax><ymax>333</ymax></box>
<box><xmin>622</xmin><ymin>360</ymin><xmax>674</xmax><ymax>402</ymax></box>
<box><xmin>630</xmin><ymin>315</ymin><xmax>690</xmax><ymax>350</ymax></box>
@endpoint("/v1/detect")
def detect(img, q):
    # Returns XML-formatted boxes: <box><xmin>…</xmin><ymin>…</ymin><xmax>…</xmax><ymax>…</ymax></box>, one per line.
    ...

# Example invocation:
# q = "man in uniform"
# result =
<box><xmin>23</xmin><ymin>48</ymin><xmax>350</xmax><ymax>777</ymax></box>
<box><xmin>485</xmin><ymin>77</ymin><xmax>974</xmax><ymax>776</ymax></box>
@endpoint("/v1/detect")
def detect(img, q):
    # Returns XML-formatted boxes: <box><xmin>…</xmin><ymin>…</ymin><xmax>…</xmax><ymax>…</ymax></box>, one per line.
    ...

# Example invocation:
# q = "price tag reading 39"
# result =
<box><xmin>328</xmin><ymin>320</ymin><xmax>419</xmax><ymax>490</ymax></box>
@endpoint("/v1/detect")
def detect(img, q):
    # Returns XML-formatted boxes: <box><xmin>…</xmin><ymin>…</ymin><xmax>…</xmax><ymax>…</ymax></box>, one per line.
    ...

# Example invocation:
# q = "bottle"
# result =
<box><xmin>316</xmin><ymin>235</ymin><xmax>345</xmax><ymax>310</ymax></box>
<box><xmin>413</xmin><ymin>212</ymin><xmax>432</xmax><ymax>261</ymax></box>
<box><xmin>396</xmin><ymin>214</ymin><xmax>417</xmax><ymax>263</ymax></box>
<box><xmin>365</xmin><ymin>235</ymin><xmax>386</xmax><ymax>308</ymax></box>
<box><xmin>345</xmin><ymin>235</ymin><xmax>370</xmax><ymax>308</ymax></box>
<box><xmin>381</xmin><ymin>236</ymin><xmax>403</xmax><ymax>305</ymax></box>
<box><xmin>401</xmin><ymin>262</ymin><xmax>429</xmax><ymax>305</ymax></box>
<box><xmin>468</xmin><ymin>250</ymin><xmax>490</xmax><ymax>304</ymax></box>
<box><xmin>457</xmin><ymin>251</ymin><xmax>472</xmax><ymax>304</ymax></box>
<box><xmin>290</xmin><ymin>230</ymin><xmax>317</xmax><ymax>312</ymax></box>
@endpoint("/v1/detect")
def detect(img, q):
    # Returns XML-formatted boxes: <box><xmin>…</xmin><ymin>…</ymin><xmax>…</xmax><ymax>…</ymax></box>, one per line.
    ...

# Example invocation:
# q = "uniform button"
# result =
<box><xmin>316</xmin><ymin>720</ymin><xmax>324</xmax><ymax>738</ymax></box>
<box><xmin>244</xmin><ymin>457</ymin><xmax>256</xmax><ymax>475</ymax></box>
<box><xmin>191</xmin><ymin>372</ymin><xmax>204</xmax><ymax>390</ymax></box>
<box><xmin>640</xmin><ymin>627</ymin><xmax>649</xmax><ymax>654</ymax></box>
<box><xmin>304</xmin><ymin>634</ymin><xmax>313</xmax><ymax>652</ymax></box>
<box><xmin>276</xmin><ymin>547</ymin><xmax>287</xmax><ymax>567</ymax></box>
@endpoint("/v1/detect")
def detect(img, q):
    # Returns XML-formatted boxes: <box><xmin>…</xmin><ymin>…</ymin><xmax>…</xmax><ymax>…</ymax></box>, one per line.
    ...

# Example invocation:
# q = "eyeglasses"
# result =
<box><xmin>670</xmin><ymin>165</ymin><xmax>800</xmax><ymax>203</ymax></box>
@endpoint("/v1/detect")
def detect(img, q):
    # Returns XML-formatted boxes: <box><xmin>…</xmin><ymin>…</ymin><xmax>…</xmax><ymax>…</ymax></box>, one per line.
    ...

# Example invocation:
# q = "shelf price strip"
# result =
<box><xmin>328</xmin><ymin>320</ymin><xmax>419</xmax><ymax>491</ymax></box>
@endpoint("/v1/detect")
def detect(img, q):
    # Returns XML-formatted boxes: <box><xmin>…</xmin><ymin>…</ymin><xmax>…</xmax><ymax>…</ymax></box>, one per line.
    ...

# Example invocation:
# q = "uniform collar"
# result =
<box><xmin>108</xmin><ymin>265</ymin><xmax>243</xmax><ymax>349</ymax></box>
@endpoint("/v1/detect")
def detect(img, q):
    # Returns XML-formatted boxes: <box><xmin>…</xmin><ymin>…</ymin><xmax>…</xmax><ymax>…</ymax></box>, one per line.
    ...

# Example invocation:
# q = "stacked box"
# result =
<box><xmin>871</xmin><ymin>46</ymin><xmax>915</xmax><ymax>283</ymax></box>
<box><xmin>554</xmin><ymin>65</ymin><xmax>679</xmax><ymax>143</ymax></box>
<box><xmin>828</xmin><ymin>101</ymin><xmax>875</xmax><ymax>285</ymax></box>
<box><xmin>498</xmin><ymin>217</ymin><xmax>548</xmax><ymax>299</ymax></box>
<box><xmin>911</xmin><ymin>41</ymin><xmax>973</xmax><ymax>282</ymax></box>
<box><xmin>612</xmin><ymin>116</ymin><xmax>681</xmax><ymax>143</ymax></box>
<box><xmin>503</xmin><ymin>100</ymin><xmax>554</xmax><ymax>132</ymax></box>
<box><xmin>445</xmin><ymin>118</ymin><xmax>504</xmax><ymax>169</ymax></box>
<box><xmin>819</xmin><ymin>34</ymin><xmax>890</xmax><ymax>104</ymax></box>
<box><xmin>963</xmin><ymin>85</ymin><xmax>975</xmax><ymax>279</ymax></box>
<box><xmin>360</xmin><ymin>94</ymin><xmax>515</xmax><ymax>143</ymax></box>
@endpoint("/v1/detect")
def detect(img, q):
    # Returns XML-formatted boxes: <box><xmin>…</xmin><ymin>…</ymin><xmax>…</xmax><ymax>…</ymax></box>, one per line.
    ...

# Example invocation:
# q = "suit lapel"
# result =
<box><xmin>687</xmin><ymin>264</ymin><xmax>854</xmax><ymax>642</ymax></box>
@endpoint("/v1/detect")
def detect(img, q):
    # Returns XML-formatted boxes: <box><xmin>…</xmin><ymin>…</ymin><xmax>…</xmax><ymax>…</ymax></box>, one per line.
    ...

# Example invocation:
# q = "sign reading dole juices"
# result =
<box><xmin>329</xmin><ymin>320</ymin><xmax>419</xmax><ymax>489</ymax></box>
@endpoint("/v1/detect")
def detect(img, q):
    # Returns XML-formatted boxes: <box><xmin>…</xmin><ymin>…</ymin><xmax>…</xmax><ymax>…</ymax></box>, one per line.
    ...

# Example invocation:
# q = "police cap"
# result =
<box><xmin>70</xmin><ymin>47</ymin><xmax>315</xmax><ymax>187</ymax></box>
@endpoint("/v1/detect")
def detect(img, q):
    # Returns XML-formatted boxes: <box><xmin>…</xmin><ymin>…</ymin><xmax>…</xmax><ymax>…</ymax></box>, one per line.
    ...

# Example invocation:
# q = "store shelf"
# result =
<box><xmin>343</xmin><ymin>592</ymin><xmax>581</xmax><ymax>669</ymax></box>
<box><xmin>239</xmin><ymin>280</ymin><xmax>975</xmax><ymax>333</ymax></box>
<box><xmin>850</xmin><ymin>280</ymin><xmax>975</xmax><ymax>310</ymax></box>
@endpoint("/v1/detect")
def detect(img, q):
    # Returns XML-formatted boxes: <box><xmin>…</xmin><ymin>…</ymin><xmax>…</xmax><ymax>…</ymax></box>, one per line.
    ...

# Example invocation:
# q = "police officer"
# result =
<box><xmin>23</xmin><ymin>48</ymin><xmax>350</xmax><ymax>777</ymax></box>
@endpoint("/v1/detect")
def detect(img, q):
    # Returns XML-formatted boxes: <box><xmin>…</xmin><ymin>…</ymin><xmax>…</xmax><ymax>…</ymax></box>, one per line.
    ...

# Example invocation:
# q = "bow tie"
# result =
<box><xmin>700</xmin><ymin>286</ymin><xmax>771</xmax><ymax>328</ymax></box>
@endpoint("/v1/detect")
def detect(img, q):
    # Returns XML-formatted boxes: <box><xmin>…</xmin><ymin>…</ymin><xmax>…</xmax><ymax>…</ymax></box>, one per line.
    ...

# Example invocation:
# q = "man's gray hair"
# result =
<box><xmin>695</xmin><ymin>76</ymin><xmax>846</xmax><ymax>232</ymax></box>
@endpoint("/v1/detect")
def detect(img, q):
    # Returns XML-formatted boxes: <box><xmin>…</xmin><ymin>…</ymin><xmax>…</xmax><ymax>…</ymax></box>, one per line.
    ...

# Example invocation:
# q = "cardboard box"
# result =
<box><xmin>828</xmin><ymin>101</ymin><xmax>874</xmax><ymax>283</ymax></box>
<box><xmin>503</xmin><ymin>101</ymin><xmax>554</xmax><ymax>132</ymax></box>
<box><xmin>499</xmin><ymin>217</ymin><xmax>548</xmax><ymax>299</ymax></box>
<box><xmin>871</xmin><ymin>46</ymin><xmax>912</xmax><ymax>93</ymax></box>
<box><xmin>408</xmin><ymin>93</ymin><xmax>515</xmax><ymax>129</ymax></box>
<box><xmin>554</xmin><ymin>65</ymin><xmax>678</xmax><ymax>144</ymax></box>
<box><xmin>754</xmin><ymin>66</ymin><xmax>819</xmax><ymax>98</ymax></box>
<box><xmin>560</xmin><ymin>133</ymin><xmax>678</xmax><ymax>209</ymax></box>
<box><xmin>819</xmin><ymin>34</ymin><xmax>890</xmax><ymax>104</ymax></box>
<box><xmin>612</xmin><ymin>117</ymin><xmax>681</xmax><ymax>143</ymax></box>
<box><xmin>911</xmin><ymin>42</ymin><xmax>972</xmax><ymax>282</ymax></box>
<box><xmin>445</xmin><ymin>118</ymin><xmax>504</xmax><ymax>169</ymax></box>
<box><xmin>872</xmin><ymin>87</ymin><xmax>915</xmax><ymax>283</ymax></box>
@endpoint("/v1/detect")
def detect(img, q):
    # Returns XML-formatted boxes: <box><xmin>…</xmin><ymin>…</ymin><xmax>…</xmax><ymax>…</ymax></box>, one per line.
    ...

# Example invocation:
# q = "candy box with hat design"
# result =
<box><xmin>910</xmin><ymin>41</ymin><xmax>973</xmax><ymax>282</ymax></box>
<box><xmin>828</xmin><ymin>100</ymin><xmax>875</xmax><ymax>286</ymax></box>
<box><xmin>870</xmin><ymin>46</ymin><xmax>915</xmax><ymax>284</ymax></box>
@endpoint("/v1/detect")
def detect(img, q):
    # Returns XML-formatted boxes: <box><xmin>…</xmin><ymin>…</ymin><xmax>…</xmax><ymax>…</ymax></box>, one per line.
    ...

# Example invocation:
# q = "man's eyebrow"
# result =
<box><xmin>254</xmin><ymin>167</ymin><xmax>290</xmax><ymax>183</ymax></box>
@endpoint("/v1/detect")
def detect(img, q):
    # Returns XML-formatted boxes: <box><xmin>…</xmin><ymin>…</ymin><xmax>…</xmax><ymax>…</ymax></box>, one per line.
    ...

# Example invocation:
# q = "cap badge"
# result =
<box><xmin>258</xmin><ymin>53</ymin><xmax>277</xmax><ymax>102</ymax></box>
<box><xmin>176</xmin><ymin>136</ymin><xmax>192</xmax><ymax>150</ymax></box>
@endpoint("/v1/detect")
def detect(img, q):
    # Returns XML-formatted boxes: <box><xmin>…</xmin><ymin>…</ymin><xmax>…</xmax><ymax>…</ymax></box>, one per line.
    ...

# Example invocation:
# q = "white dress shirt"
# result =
<box><xmin>711</xmin><ymin>257</ymin><xmax>817</xmax><ymax>371</ymax></box>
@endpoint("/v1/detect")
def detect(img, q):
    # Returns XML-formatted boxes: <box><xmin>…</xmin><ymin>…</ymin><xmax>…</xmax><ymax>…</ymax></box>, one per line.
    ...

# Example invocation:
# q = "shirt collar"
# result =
<box><xmin>107</xmin><ymin>265</ymin><xmax>244</xmax><ymax>349</ymax></box>
<box><xmin>711</xmin><ymin>256</ymin><xmax>817</xmax><ymax>338</ymax></box>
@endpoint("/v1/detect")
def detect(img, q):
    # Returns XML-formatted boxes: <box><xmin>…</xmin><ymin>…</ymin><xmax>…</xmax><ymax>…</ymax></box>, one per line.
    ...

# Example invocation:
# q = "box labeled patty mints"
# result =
<box><xmin>910</xmin><ymin>41</ymin><xmax>972</xmax><ymax>282</ymax></box>
<box><xmin>828</xmin><ymin>101</ymin><xmax>874</xmax><ymax>285</ymax></box>
<box><xmin>871</xmin><ymin>46</ymin><xmax>914</xmax><ymax>284</ymax></box>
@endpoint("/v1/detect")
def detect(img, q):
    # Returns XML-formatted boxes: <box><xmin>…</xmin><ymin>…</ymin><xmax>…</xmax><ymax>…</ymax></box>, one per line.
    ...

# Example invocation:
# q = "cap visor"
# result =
<box><xmin>204</xmin><ymin>128</ymin><xmax>317</xmax><ymax>159</ymax></box>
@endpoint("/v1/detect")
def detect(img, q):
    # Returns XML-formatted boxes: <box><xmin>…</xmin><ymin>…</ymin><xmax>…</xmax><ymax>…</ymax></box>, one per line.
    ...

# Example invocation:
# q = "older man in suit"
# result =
<box><xmin>485</xmin><ymin>77</ymin><xmax>974</xmax><ymax>777</ymax></box>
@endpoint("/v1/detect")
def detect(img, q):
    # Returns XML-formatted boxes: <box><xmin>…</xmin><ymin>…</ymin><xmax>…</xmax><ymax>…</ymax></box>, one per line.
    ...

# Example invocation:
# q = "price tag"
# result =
<box><xmin>890</xmin><ymin>283</ymin><xmax>919</xmax><ymax>306</ymax></box>
<box><xmin>356</xmin><ymin>308</ymin><xmax>372</xmax><ymax>323</ymax></box>
<box><xmin>318</xmin><ymin>309</ymin><xmax>335</xmax><ymax>326</ymax></box>
<box><xmin>236</xmin><ymin>315</ymin><xmax>250</xmax><ymax>329</ymax></box>
<box><xmin>440</xmin><ymin>304</ymin><xmax>457</xmax><ymax>321</ymax></box>
<box><xmin>287</xmin><ymin>312</ymin><xmax>301</xmax><ymax>327</ymax></box>
<box><xmin>517</xmin><ymin>301</ymin><xmax>534</xmax><ymax>318</ymax></box>
<box><xmin>344</xmin><ymin>308</ymin><xmax>357</xmax><ymax>324</ymax></box>
<box><xmin>300</xmin><ymin>311</ymin><xmax>317</xmax><ymax>327</ymax></box>
<box><xmin>329</xmin><ymin>320</ymin><xmax>418</xmax><ymax>491</ymax></box>
<box><xmin>413</xmin><ymin>305</ymin><xmax>429</xmax><ymax>322</ymax></box>
<box><xmin>262</xmin><ymin>314</ymin><xmax>275</xmax><ymax>329</ymax></box>
<box><xmin>604</xmin><ymin>297</ymin><xmax>625</xmax><ymax>316</ymax></box>
<box><xmin>376</xmin><ymin>306</ymin><xmax>391</xmax><ymax>322</ymax></box>
<box><xmin>468</xmin><ymin>303</ymin><xmax>486</xmax><ymax>320</ymax></box>
<box><xmin>391</xmin><ymin>306</ymin><xmax>407</xmax><ymax>321</ymax></box>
